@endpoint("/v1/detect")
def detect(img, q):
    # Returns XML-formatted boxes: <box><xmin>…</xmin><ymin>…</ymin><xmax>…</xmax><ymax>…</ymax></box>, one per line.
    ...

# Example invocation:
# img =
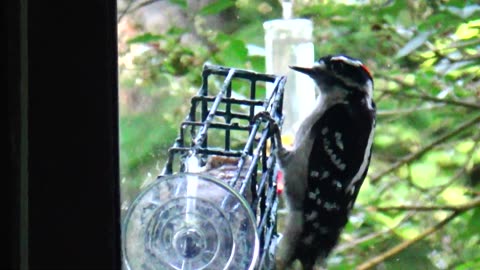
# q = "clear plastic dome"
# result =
<box><xmin>123</xmin><ymin>173</ymin><xmax>259</xmax><ymax>270</ymax></box>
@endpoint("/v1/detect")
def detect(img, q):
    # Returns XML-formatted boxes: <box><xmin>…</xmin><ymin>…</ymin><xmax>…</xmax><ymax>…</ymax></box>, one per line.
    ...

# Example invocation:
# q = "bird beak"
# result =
<box><xmin>289</xmin><ymin>65</ymin><xmax>316</xmax><ymax>77</ymax></box>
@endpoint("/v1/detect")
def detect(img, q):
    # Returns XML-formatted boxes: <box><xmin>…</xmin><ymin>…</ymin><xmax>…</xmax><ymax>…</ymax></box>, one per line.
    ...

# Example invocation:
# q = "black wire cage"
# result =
<box><xmin>123</xmin><ymin>64</ymin><xmax>286</xmax><ymax>270</ymax></box>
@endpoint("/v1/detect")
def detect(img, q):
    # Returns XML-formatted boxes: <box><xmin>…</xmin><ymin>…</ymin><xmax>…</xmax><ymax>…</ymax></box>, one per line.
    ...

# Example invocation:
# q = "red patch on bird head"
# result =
<box><xmin>361</xmin><ymin>64</ymin><xmax>372</xmax><ymax>78</ymax></box>
<box><xmin>276</xmin><ymin>171</ymin><xmax>284</xmax><ymax>195</ymax></box>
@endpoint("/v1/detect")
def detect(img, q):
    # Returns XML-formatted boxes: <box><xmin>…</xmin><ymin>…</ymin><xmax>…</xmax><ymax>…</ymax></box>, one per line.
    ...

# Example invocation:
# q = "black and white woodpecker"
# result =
<box><xmin>258</xmin><ymin>55</ymin><xmax>376</xmax><ymax>269</ymax></box>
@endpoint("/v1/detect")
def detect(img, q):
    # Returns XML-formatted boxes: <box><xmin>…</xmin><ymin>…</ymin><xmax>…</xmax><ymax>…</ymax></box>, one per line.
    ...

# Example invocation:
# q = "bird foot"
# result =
<box><xmin>253</xmin><ymin>111</ymin><xmax>281</xmax><ymax>134</ymax></box>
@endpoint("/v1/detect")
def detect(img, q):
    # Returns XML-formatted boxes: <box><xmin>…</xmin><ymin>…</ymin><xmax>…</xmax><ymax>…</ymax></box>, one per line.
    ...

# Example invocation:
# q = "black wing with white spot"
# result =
<box><xmin>308</xmin><ymin>96</ymin><xmax>375</xmax><ymax>205</ymax></box>
<box><xmin>295</xmin><ymin>95</ymin><xmax>375</xmax><ymax>264</ymax></box>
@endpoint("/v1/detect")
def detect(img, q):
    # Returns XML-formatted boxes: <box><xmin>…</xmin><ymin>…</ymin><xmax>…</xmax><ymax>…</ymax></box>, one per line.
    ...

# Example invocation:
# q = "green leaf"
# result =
<box><xmin>396</xmin><ymin>225</ymin><xmax>421</xmax><ymax>240</ymax></box>
<box><xmin>168</xmin><ymin>0</ymin><xmax>187</xmax><ymax>9</ymax></box>
<box><xmin>247</xmin><ymin>55</ymin><xmax>265</xmax><ymax>72</ymax></box>
<box><xmin>467</xmin><ymin>207</ymin><xmax>480</xmax><ymax>234</ymax></box>
<box><xmin>455</xmin><ymin>21</ymin><xmax>480</xmax><ymax>40</ymax></box>
<box><xmin>440</xmin><ymin>186</ymin><xmax>469</xmax><ymax>205</ymax></box>
<box><xmin>216</xmin><ymin>38</ymin><xmax>248</xmax><ymax>68</ymax></box>
<box><xmin>127</xmin><ymin>33</ymin><xmax>163</xmax><ymax>44</ymax></box>
<box><xmin>418</xmin><ymin>12</ymin><xmax>459</xmax><ymax>31</ymax></box>
<box><xmin>411</xmin><ymin>162</ymin><xmax>439</xmax><ymax>188</ymax></box>
<box><xmin>455</xmin><ymin>257</ymin><xmax>480</xmax><ymax>270</ymax></box>
<box><xmin>456</xmin><ymin>140</ymin><xmax>475</xmax><ymax>153</ymax></box>
<box><xmin>371</xmin><ymin>212</ymin><xmax>405</xmax><ymax>228</ymax></box>
<box><xmin>375</xmin><ymin>133</ymin><xmax>396</xmax><ymax>148</ymax></box>
<box><xmin>199</xmin><ymin>0</ymin><xmax>234</xmax><ymax>16</ymax></box>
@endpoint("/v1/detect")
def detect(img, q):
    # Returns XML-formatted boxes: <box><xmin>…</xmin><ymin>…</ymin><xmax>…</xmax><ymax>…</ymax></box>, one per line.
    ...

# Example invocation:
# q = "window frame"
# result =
<box><xmin>7</xmin><ymin>0</ymin><xmax>122</xmax><ymax>268</ymax></box>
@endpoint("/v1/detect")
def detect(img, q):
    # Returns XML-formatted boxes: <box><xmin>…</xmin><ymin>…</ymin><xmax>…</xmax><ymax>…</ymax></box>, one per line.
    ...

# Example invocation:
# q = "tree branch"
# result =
<box><xmin>337</xmin><ymin>212</ymin><xmax>414</xmax><ymax>253</ymax></box>
<box><xmin>356</xmin><ymin>196</ymin><xmax>480</xmax><ymax>270</ymax></box>
<box><xmin>432</xmin><ymin>133</ymin><xmax>480</xmax><ymax>195</ymax></box>
<box><xmin>117</xmin><ymin>0</ymin><xmax>135</xmax><ymax>23</ymax></box>
<box><xmin>371</xmin><ymin>204</ymin><xmax>465</xmax><ymax>212</ymax></box>
<box><xmin>370</xmin><ymin>114</ymin><xmax>480</xmax><ymax>184</ymax></box>
<box><xmin>117</xmin><ymin>0</ymin><xmax>163</xmax><ymax>22</ymax></box>
<box><xmin>378</xmin><ymin>88</ymin><xmax>480</xmax><ymax>110</ymax></box>
<box><xmin>377</xmin><ymin>104</ymin><xmax>445</xmax><ymax>117</ymax></box>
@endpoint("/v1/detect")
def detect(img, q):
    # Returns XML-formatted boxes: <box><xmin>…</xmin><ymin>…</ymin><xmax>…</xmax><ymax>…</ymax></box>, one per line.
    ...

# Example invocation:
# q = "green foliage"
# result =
<box><xmin>198</xmin><ymin>0</ymin><xmax>235</xmax><ymax>16</ymax></box>
<box><xmin>119</xmin><ymin>0</ymin><xmax>480</xmax><ymax>268</ymax></box>
<box><xmin>126</xmin><ymin>33</ymin><xmax>162</xmax><ymax>44</ymax></box>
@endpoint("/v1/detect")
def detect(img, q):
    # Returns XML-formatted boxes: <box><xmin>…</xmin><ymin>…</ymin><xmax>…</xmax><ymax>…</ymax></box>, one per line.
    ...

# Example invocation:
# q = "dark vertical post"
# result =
<box><xmin>6</xmin><ymin>0</ymin><xmax>28</xmax><ymax>268</ymax></box>
<box><xmin>25</xmin><ymin>1</ymin><xmax>121</xmax><ymax>268</ymax></box>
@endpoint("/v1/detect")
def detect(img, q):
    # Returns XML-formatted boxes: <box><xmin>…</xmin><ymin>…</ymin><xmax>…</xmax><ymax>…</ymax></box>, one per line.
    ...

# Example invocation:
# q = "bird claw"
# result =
<box><xmin>253</xmin><ymin>111</ymin><xmax>272</xmax><ymax>122</ymax></box>
<box><xmin>254</xmin><ymin>111</ymin><xmax>284</xmax><ymax>152</ymax></box>
<box><xmin>253</xmin><ymin>111</ymin><xmax>280</xmax><ymax>133</ymax></box>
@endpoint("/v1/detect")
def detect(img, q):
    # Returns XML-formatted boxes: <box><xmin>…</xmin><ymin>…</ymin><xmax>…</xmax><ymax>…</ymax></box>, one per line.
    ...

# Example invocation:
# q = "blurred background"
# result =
<box><xmin>117</xmin><ymin>0</ymin><xmax>480</xmax><ymax>269</ymax></box>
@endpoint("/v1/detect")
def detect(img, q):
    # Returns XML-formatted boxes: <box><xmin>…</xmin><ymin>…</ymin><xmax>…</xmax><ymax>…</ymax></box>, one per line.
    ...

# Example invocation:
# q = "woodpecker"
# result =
<box><xmin>257</xmin><ymin>55</ymin><xmax>376</xmax><ymax>269</ymax></box>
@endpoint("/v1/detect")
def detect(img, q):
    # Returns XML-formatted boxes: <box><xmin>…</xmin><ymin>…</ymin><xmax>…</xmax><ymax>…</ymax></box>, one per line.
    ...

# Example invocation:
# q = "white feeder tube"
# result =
<box><xmin>264</xmin><ymin>18</ymin><xmax>316</xmax><ymax>136</ymax></box>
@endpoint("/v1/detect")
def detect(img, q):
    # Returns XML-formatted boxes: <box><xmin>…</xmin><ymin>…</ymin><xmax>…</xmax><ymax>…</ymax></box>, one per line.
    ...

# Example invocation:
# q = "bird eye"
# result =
<box><xmin>330</xmin><ymin>61</ymin><xmax>345</xmax><ymax>72</ymax></box>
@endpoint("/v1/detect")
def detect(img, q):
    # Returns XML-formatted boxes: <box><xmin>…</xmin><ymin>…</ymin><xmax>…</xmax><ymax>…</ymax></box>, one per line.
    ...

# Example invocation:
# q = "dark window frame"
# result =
<box><xmin>7</xmin><ymin>0</ymin><xmax>122</xmax><ymax>268</ymax></box>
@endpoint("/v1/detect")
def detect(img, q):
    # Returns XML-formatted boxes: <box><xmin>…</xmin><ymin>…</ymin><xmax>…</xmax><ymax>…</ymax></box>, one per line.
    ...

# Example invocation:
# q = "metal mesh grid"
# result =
<box><xmin>160</xmin><ymin>64</ymin><xmax>286</xmax><ymax>269</ymax></box>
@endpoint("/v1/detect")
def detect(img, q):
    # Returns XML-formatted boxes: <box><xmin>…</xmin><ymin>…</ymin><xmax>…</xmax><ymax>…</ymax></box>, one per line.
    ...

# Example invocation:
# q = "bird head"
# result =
<box><xmin>290</xmin><ymin>54</ymin><xmax>373</xmax><ymax>98</ymax></box>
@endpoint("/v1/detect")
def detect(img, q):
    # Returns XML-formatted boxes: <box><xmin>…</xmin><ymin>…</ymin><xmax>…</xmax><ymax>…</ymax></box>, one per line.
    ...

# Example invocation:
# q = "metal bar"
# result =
<box><xmin>200</xmin><ymin>68</ymin><xmax>209</xmax><ymax>149</ymax></box>
<box><xmin>257</xmin><ymin>196</ymin><xmax>278</xmax><ymax>268</ymax></box>
<box><xmin>193</xmin><ymin>69</ymin><xmax>236</xmax><ymax>149</ymax></box>
<box><xmin>191</xmin><ymin>96</ymin><xmax>264</xmax><ymax>106</ymax></box>
<box><xmin>225</xmin><ymin>81</ymin><xmax>232</xmax><ymax>151</ymax></box>
<box><xmin>181</xmin><ymin>121</ymin><xmax>250</xmax><ymax>131</ymax></box>
<box><xmin>257</xmin><ymin>187</ymin><xmax>276</xmax><ymax>234</ymax></box>
<box><xmin>256</xmin><ymin>155</ymin><xmax>276</xmax><ymax>200</ymax></box>
<box><xmin>249</xmin><ymin>79</ymin><xmax>257</xmax><ymax>123</ymax></box>
<box><xmin>213</xmin><ymin>111</ymin><xmax>251</xmax><ymax>121</ymax></box>
<box><xmin>238</xmin><ymin>125</ymin><xmax>270</xmax><ymax>196</ymax></box>
<box><xmin>167</xmin><ymin>147</ymin><xmax>244</xmax><ymax>158</ymax></box>
<box><xmin>203</xmin><ymin>64</ymin><xmax>277</xmax><ymax>83</ymax></box>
